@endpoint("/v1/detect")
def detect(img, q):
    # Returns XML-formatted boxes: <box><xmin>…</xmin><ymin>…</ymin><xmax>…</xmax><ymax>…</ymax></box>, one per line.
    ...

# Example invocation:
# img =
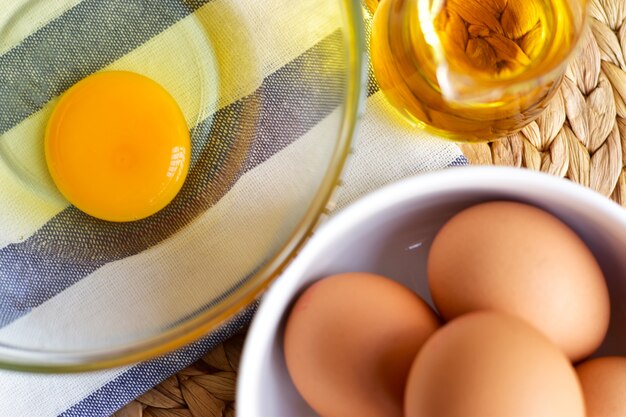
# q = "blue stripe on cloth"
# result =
<box><xmin>449</xmin><ymin>155</ymin><xmax>469</xmax><ymax>166</ymax></box>
<box><xmin>59</xmin><ymin>301</ymin><xmax>259</xmax><ymax>417</ymax></box>
<box><xmin>0</xmin><ymin>30</ymin><xmax>346</xmax><ymax>326</ymax></box>
<box><xmin>0</xmin><ymin>0</ymin><xmax>213</xmax><ymax>134</ymax></box>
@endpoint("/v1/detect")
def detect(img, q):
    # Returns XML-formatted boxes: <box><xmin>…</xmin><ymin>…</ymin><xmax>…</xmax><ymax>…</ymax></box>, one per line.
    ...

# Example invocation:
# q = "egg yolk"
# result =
<box><xmin>45</xmin><ymin>71</ymin><xmax>190</xmax><ymax>222</ymax></box>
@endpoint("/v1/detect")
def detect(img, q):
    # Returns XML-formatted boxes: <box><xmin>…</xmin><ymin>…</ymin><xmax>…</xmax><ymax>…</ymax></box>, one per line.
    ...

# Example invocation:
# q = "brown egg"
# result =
<box><xmin>283</xmin><ymin>272</ymin><xmax>439</xmax><ymax>417</ymax></box>
<box><xmin>405</xmin><ymin>311</ymin><xmax>585</xmax><ymax>417</ymax></box>
<box><xmin>428</xmin><ymin>200</ymin><xmax>609</xmax><ymax>361</ymax></box>
<box><xmin>576</xmin><ymin>356</ymin><xmax>626</xmax><ymax>417</ymax></box>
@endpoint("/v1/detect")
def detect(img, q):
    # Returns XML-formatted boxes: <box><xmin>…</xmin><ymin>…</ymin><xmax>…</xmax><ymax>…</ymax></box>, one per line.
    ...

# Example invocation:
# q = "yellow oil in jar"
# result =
<box><xmin>370</xmin><ymin>0</ymin><xmax>583</xmax><ymax>142</ymax></box>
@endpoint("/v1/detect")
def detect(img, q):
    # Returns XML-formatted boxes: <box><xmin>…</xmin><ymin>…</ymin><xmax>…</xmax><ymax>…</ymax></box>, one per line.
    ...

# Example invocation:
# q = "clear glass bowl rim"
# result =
<box><xmin>0</xmin><ymin>0</ymin><xmax>367</xmax><ymax>372</ymax></box>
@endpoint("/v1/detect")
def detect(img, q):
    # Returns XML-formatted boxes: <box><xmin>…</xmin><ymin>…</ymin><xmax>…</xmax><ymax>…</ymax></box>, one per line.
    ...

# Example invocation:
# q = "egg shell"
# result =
<box><xmin>576</xmin><ymin>356</ymin><xmax>626</xmax><ymax>417</ymax></box>
<box><xmin>427</xmin><ymin>200</ymin><xmax>610</xmax><ymax>361</ymax></box>
<box><xmin>283</xmin><ymin>272</ymin><xmax>440</xmax><ymax>417</ymax></box>
<box><xmin>405</xmin><ymin>311</ymin><xmax>585</xmax><ymax>417</ymax></box>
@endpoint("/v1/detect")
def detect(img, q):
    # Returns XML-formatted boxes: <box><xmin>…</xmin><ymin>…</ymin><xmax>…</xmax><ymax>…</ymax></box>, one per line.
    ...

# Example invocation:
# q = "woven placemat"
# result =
<box><xmin>460</xmin><ymin>0</ymin><xmax>626</xmax><ymax>207</ymax></box>
<box><xmin>115</xmin><ymin>0</ymin><xmax>626</xmax><ymax>415</ymax></box>
<box><xmin>114</xmin><ymin>332</ymin><xmax>244</xmax><ymax>417</ymax></box>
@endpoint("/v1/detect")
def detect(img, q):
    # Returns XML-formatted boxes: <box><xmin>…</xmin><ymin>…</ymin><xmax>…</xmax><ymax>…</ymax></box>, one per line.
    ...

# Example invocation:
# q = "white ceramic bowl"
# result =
<box><xmin>237</xmin><ymin>166</ymin><xmax>626</xmax><ymax>417</ymax></box>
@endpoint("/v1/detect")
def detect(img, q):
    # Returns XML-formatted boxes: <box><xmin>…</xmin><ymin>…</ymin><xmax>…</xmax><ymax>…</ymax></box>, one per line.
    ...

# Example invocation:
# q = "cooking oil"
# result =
<box><xmin>370</xmin><ymin>0</ymin><xmax>585</xmax><ymax>142</ymax></box>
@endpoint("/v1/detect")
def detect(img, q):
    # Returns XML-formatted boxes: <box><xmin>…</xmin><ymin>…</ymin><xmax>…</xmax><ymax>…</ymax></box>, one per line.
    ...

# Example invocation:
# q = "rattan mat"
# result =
<box><xmin>115</xmin><ymin>0</ymin><xmax>626</xmax><ymax>415</ymax></box>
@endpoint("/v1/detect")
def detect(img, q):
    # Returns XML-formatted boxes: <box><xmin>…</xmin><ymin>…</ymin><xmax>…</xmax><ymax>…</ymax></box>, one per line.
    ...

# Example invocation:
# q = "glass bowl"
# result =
<box><xmin>0</xmin><ymin>0</ymin><xmax>366</xmax><ymax>371</ymax></box>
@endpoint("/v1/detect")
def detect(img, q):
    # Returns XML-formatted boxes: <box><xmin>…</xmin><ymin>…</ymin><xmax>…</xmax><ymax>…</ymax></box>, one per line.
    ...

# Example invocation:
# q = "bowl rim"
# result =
<box><xmin>0</xmin><ymin>1</ymin><xmax>368</xmax><ymax>372</ymax></box>
<box><xmin>236</xmin><ymin>165</ymin><xmax>626</xmax><ymax>415</ymax></box>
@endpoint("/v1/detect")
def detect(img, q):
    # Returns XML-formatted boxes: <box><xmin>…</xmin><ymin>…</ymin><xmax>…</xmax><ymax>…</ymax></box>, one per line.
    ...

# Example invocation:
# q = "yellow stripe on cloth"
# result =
<box><xmin>0</xmin><ymin>0</ymin><xmax>84</xmax><ymax>56</ymax></box>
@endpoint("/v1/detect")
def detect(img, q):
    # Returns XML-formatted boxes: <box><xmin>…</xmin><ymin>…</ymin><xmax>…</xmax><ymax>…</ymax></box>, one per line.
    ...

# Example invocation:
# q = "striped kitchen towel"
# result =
<box><xmin>0</xmin><ymin>0</ymin><xmax>465</xmax><ymax>416</ymax></box>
